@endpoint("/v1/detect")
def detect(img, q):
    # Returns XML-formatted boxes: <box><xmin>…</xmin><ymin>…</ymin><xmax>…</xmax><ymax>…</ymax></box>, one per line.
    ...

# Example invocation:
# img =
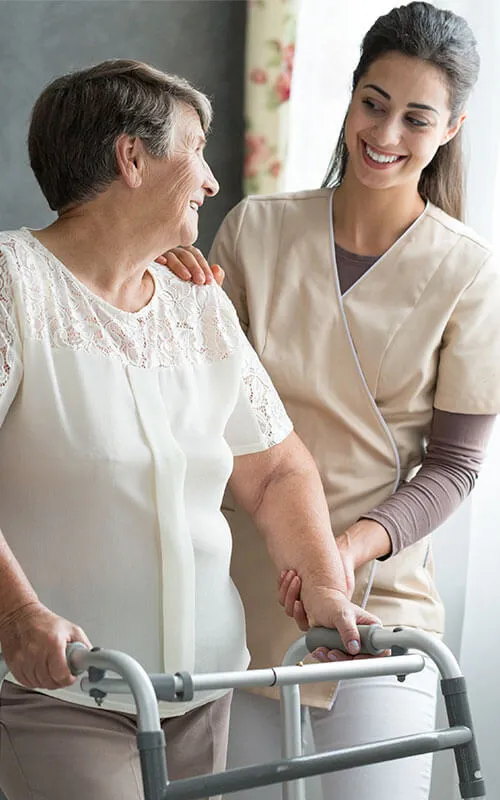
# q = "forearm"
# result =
<box><xmin>0</xmin><ymin>530</ymin><xmax>39</xmax><ymax>627</ymax></box>
<box><xmin>243</xmin><ymin>452</ymin><xmax>348</xmax><ymax>602</ymax></box>
<box><xmin>344</xmin><ymin>411</ymin><xmax>495</xmax><ymax>565</ymax></box>
<box><xmin>364</xmin><ymin>462</ymin><xmax>473</xmax><ymax>556</ymax></box>
<box><xmin>231</xmin><ymin>436</ymin><xmax>382</xmax><ymax>649</ymax></box>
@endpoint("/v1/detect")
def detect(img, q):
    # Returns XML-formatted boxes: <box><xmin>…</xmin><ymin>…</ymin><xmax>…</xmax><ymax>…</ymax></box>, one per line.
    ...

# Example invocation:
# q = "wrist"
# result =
<box><xmin>300</xmin><ymin>575</ymin><xmax>348</xmax><ymax>611</ymax></box>
<box><xmin>0</xmin><ymin>598</ymin><xmax>41</xmax><ymax>634</ymax></box>
<box><xmin>338</xmin><ymin>519</ymin><xmax>392</xmax><ymax>568</ymax></box>
<box><xmin>300</xmin><ymin>584</ymin><xmax>347</xmax><ymax>622</ymax></box>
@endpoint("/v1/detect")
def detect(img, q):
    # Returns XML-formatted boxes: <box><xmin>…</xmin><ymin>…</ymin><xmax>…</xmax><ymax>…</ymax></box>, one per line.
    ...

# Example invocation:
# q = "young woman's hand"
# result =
<box><xmin>156</xmin><ymin>245</ymin><xmax>225</xmax><ymax>286</ymax></box>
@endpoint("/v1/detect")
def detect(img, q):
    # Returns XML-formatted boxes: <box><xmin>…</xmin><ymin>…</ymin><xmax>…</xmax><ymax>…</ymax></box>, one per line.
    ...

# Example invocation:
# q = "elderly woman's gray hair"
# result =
<box><xmin>28</xmin><ymin>59</ymin><xmax>213</xmax><ymax>212</ymax></box>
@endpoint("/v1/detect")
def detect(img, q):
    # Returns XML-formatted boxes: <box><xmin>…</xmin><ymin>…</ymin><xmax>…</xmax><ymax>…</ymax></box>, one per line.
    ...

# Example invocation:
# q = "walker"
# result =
<box><xmin>0</xmin><ymin>625</ymin><xmax>486</xmax><ymax>799</ymax></box>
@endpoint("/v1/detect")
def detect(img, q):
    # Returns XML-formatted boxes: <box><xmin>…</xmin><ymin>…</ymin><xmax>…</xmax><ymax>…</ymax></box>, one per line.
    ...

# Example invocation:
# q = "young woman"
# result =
<box><xmin>162</xmin><ymin>3</ymin><xmax>500</xmax><ymax>798</ymax></box>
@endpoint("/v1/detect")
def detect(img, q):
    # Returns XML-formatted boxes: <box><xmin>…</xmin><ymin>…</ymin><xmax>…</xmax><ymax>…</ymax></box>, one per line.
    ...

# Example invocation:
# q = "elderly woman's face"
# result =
<box><xmin>146</xmin><ymin>106</ymin><xmax>219</xmax><ymax>246</ymax></box>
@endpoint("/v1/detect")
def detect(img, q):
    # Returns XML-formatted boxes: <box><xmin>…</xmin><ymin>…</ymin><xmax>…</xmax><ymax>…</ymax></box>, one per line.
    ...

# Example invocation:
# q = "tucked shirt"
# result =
<box><xmin>0</xmin><ymin>229</ymin><xmax>293</xmax><ymax>716</ymax></box>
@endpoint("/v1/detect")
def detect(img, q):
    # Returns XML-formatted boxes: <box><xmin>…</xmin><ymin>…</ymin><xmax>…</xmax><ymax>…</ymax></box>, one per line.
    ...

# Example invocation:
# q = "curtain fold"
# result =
<box><xmin>243</xmin><ymin>0</ymin><xmax>299</xmax><ymax>195</ymax></box>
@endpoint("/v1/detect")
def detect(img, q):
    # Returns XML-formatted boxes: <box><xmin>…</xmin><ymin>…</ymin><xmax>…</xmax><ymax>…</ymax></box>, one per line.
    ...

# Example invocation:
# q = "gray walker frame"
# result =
<box><xmin>0</xmin><ymin>625</ymin><xmax>486</xmax><ymax>800</ymax></box>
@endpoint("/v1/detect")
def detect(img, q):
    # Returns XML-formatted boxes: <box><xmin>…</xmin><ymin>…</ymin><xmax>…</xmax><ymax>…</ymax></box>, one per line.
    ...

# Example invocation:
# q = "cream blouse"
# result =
<box><xmin>0</xmin><ymin>229</ymin><xmax>292</xmax><ymax>716</ymax></box>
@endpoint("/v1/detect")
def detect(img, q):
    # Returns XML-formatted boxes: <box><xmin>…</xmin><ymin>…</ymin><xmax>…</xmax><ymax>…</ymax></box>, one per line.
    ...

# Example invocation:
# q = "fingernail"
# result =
<box><xmin>348</xmin><ymin>640</ymin><xmax>360</xmax><ymax>655</ymax></box>
<box><xmin>327</xmin><ymin>653</ymin><xmax>337</xmax><ymax>661</ymax></box>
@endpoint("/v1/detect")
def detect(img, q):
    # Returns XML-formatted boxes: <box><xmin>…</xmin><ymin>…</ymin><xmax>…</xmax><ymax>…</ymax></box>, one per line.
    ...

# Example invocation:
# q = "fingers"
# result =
<box><xmin>211</xmin><ymin>265</ymin><xmax>225</xmax><ymax>287</ymax></box>
<box><xmin>335</xmin><ymin>608</ymin><xmax>363</xmax><ymax>656</ymax></box>
<box><xmin>164</xmin><ymin>251</ymin><xmax>198</xmax><ymax>282</ymax></box>
<box><xmin>184</xmin><ymin>246</ymin><xmax>215</xmax><ymax>284</ymax></box>
<box><xmin>293</xmin><ymin>600</ymin><xmax>309</xmax><ymax>632</ymax></box>
<box><xmin>8</xmin><ymin>623</ymin><xmax>91</xmax><ymax>690</ymax></box>
<box><xmin>329</xmin><ymin>600</ymin><xmax>381</xmax><ymax>657</ymax></box>
<box><xmin>315</xmin><ymin>600</ymin><xmax>383</xmax><ymax>659</ymax></box>
<box><xmin>277</xmin><ymin>571</ymin><xmax>309</xmax><ymax>630</ymax></box>
<box><xmin>313</xmin><ymin>647</ymin><xmax>353</xmax><ymax>662</ymax></box>
<box><xmin>165</xmin><ymin>247</ymin><xmax>215</xmax><ymax>285</ymax></box>
<box><xmin>47</xmin><ymin>627</ymin><xmax>89</xmax><ymax>688</ymax></box>
<box><xmin>278</xmin><ymin>570</ymin><xmax>301</xmax><ymax>616</ymax></box>
<box><xmin>47</xmin><ymin>646</ymin><xmax>76</xmax><ymax>688</ymax></box>
<box><xmin>8</xmin><ymin>642</ymin><xmax>59</xmax><ymax>689</ymax></box>
<box><xmin>313</xmin><ymin>646</ymin><xmax>390</xmax><ymax>663</ymax></box>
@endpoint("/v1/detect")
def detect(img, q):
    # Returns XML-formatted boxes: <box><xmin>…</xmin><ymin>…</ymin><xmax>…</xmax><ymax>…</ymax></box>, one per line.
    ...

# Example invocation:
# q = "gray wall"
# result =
<box><xmin>0</xmin><ymin>0</ymin><xmax>246</xmax><ymax>252</ymax></box>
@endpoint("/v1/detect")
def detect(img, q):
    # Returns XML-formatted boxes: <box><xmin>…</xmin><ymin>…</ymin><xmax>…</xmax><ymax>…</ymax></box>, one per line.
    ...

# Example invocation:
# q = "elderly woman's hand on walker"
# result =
<box><xmin>0</xmin><ymin>592</ymin><xmax>90</xmax><ymax>689</ymax></box>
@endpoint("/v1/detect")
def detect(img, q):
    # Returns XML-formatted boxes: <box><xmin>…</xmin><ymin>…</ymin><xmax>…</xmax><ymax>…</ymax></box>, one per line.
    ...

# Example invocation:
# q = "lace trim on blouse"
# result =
<box><xmin>0</xmin><ymin>230</ymin><xmax>292</xmax><ymax>449</ymax></box>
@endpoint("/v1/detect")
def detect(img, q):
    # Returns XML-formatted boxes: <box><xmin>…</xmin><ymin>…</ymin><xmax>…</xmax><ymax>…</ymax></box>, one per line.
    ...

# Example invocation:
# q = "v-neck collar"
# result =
<box><xmin>328</xmin><ymin>189</ymin><xmax>430</xmax><ymax>299</ymax></box>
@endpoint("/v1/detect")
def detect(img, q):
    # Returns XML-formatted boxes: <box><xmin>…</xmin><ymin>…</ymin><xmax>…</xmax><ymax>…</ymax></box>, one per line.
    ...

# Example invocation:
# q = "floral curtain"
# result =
<box><xmin>243</xmin><ymin>0</ymin><xmax>299</xmax><ymax>195</ymax></box>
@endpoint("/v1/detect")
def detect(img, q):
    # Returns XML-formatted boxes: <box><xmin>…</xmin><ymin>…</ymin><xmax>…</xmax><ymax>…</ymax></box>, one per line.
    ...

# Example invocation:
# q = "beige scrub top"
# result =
<box><xmin>209</xmin><ymin>188</ymin><xmax>500</xmax><ymax>708</ymax></box>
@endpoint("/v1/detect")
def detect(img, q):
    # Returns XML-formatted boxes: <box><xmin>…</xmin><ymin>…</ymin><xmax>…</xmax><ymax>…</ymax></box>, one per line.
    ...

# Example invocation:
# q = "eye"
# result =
<box><xmin>362</xmin><ymin>98</ymin><xmax>385</xmax><ymax>114</ymax></box>
<box><xmin>406</xmin><ymin>116</ymin><xmax>429</xmax><ymax>128</ymax></box>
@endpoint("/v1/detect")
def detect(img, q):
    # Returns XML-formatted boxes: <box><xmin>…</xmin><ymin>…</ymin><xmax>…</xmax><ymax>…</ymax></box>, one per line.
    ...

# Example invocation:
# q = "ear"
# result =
<box><xmin>441</xmin><ymin>111</ymin><xmax>467</xmax><ymax>146</ymax></box>
<box><xmin>115</xmin><ymin>134</ymin><xmax>146</xmax><ymax>189</ymax></box>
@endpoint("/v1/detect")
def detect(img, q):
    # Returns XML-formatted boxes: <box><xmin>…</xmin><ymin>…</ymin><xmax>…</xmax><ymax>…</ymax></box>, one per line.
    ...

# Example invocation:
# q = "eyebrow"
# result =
<box><xmin>363</xmin><ymin>83</ymin><xmax>439</xmax><ymax>115</ymax></box>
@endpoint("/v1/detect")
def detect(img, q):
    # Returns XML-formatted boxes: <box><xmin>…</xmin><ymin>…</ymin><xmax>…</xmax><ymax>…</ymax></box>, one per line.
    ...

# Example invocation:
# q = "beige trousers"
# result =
<box><xmin>0</xmin><ymin>681</ymin><xmax>232</xmax><ymax>800</ymax></box>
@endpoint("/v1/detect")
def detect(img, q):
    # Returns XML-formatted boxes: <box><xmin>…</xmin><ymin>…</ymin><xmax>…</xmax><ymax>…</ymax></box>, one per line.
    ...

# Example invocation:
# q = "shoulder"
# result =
<box><xmin>0</xmin><ymin>230</ymin><xmax>40</xmax><ymax>302</ymax></box>
<box><xmin>0</xmin><ymin>229</ymin><xmax>45</xmax><ymax>279</ymax></box>
<box><xmin>236</xmin><ymin>188</ymin><xmax>331</xmax><ymax>219</ymax></box>
<box><xmin>424</xmin><ymin>204</ymin><xmax>492</xmax><ymax>266</ymax></box>
<box><xmin>224</xmin><ymin>188</ymin><xmax>330</xmax><ymax>222</ymax></box>
<box><xmin>216</xmin><ymin>189</ymin><xmax>331</xmax><ymax>249</ymax></box>
<box><xmin>244</xmin><ymin>187</ymin><xmax>331</xmax><ymax>205</ymax></box>
<box><xmin>0</xmin><ymin>228</ymin><xmax>31</xmax><ymax>260</ymax></box>
<box><xmin>149</xmin><ymin>263</ymin><xmax>242</xmax><ymax>334</ymax></box>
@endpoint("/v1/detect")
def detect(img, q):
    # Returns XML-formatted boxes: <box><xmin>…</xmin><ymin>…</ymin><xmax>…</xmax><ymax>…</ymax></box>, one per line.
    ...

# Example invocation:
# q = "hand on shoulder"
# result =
<box><xmin>156</xmin><ymin>245</ymin><xmax>224</xmax><ymax>287</ymax></box>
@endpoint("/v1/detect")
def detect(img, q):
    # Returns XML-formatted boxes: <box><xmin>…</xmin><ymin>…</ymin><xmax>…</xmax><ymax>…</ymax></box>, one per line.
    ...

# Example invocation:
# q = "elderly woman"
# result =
<box><xmin>0</xmin><ymin>60</ymin><xmax>377</xmax><ymax>800</ymax></box>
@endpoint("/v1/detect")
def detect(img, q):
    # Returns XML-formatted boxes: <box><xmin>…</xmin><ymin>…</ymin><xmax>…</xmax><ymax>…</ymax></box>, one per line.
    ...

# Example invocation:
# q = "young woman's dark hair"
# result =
<box><xmin>322</xmin><ymin>2</ymin><xmax>480</xmax><ymax>220</ymax></box>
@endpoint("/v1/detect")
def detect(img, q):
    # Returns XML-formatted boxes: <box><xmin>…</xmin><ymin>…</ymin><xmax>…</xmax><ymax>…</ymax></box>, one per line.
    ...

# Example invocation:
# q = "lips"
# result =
<box><xmin>362</xmin><ymin>140</ymin><xmax>406</xmax><ymax>170</ymax></box>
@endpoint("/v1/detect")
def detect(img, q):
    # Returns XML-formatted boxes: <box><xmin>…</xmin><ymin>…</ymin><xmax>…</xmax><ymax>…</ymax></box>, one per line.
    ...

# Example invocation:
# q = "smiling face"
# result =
<box><xmin>344</xmin><ymin>52</ymin><xmax>464</xmax><ymax>194</ymax></box>
<box><xmin>144</xmin><ymin>105</ymin><xmax>219</xmax><ymax>246</ymax></box>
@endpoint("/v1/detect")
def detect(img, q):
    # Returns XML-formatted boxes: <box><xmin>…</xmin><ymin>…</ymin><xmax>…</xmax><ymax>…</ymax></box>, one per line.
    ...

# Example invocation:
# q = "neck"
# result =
<box><xmin>333</xmin><ymin>170</ymin><xmax>425</xmax><ymax>256</ymax></box>
<box><xmin>32</xmin><ymin>197</ymin><xmax>176</xmax><ymax>312</ymax></box>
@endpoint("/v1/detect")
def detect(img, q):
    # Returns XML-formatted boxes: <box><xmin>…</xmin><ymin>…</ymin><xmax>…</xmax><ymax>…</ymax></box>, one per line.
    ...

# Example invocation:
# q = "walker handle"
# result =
<box><xmin>0</xmin><ymin>642</ymin><xmax>89</xmax><ymax>683</ymax></box>
<box><xmin>305</xmin><ymin>625</ymin><xmax>387</xmax><ymax>656</ymax></box>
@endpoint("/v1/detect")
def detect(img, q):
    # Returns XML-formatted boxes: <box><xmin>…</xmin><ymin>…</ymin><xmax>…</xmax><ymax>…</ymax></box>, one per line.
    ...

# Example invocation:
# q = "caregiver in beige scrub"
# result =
<box><xmin>161</xmin><ymin>3</ymin><xmax>500</xmax><ymax>799</ymax></box>
<box><xmin>0</xmin><ymin>59</ymin><xmax>377</xmax><ymax>800</ymax></box>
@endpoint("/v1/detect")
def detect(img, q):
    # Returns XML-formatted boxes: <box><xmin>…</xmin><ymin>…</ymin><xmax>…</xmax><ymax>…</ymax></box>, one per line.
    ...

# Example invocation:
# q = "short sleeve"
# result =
<box><xmin>435</xmin><ymin>252</ymin><xmax>500</xmax><ymax>413</ymax></box>
<box><xmin>224</xmin><ymin>327</ymin><xmax>293</xmax><ymax>457</ymax></box>
<box><xmin>208</xmin><ymin>200</ymin><xmax>250</xmax><ymax>334</ymax></box>
<box><xmin>0</xmin><ymin>250</ymin><xmax>23</xmax><ymax>424</ymax></box>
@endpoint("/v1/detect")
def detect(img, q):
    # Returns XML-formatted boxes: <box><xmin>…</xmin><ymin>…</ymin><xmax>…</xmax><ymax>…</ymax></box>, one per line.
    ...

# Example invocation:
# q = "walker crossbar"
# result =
<box><xmin>0</xmin><ymin>625</ymin><xmax>486</xmax><ymax>800</ymax></box>
<box><xmin>160</xmin><ymin>726</ymin><xmax>474</xmax><ymax>800</ymax></box>
<box><xmin>79</xmin><ymin>653</ymin><xmax>425</xmax><ymax>699</ymax></box>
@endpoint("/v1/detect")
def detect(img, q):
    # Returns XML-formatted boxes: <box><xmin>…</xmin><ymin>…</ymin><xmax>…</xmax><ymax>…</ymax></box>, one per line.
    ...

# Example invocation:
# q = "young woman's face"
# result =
<box><xmin>344</xmin><ymin>52</ymin><xmax>464</xmax><ymax>192</ymax></box>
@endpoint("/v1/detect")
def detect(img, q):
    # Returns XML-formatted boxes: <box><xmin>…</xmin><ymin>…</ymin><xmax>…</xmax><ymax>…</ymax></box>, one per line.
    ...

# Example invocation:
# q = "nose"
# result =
<box><xmin>372</xmin><ymin>113</ymin><xmax>403</xmax><ymax>150</ymax></box>
<box><xmin>203</xmin><ymin>163</ymin><xmax>219</xmax><ymax>198</ymax></box>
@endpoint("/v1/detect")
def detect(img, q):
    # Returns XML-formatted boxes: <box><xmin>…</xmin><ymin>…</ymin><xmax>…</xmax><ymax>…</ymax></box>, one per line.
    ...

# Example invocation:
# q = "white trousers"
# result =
<box><xmin>226</xmin><ymin>658</ymin><xmax>438</xmax><ymax>800</ymax></box>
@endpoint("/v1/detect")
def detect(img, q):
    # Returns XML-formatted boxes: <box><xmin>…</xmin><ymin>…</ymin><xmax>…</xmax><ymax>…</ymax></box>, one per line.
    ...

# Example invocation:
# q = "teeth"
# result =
<box><xmin>189</xmin><ymin>201</ymin><xmax>198</xmax><ymax>210</ymax></box>
<box><xmin>365</xmin><ymin>143</ymin><xmax>400</xmax><ymax>164</ymax></box>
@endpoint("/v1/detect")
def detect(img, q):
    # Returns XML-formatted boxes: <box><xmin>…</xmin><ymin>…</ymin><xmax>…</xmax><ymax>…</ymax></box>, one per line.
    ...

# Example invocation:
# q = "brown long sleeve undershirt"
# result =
<box><xmin>336</xmin><ymin>243</ymin><xmax>496</xmax><ymax>556</ymax></box>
